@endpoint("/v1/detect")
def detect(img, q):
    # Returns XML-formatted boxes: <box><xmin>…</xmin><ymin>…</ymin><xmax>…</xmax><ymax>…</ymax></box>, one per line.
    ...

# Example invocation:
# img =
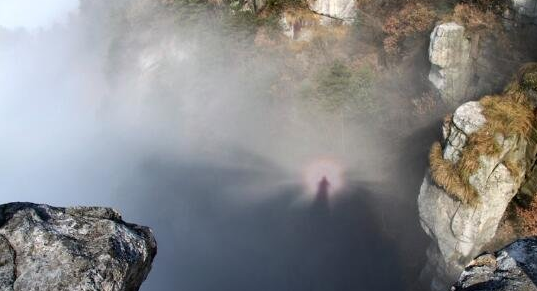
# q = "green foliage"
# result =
<box><xmin>522</xmin><ymin>72</ymin><xmax>537</xmax><ymax>91</ymax></box>
<box><xmin>352</xmin><ymin>11</ymin><xmax>365</xmax><ymax>30</ymax></box>
<box><xmin>224</xmin><ymin>8</ymin><xmax>260</xmax><ymax>35</ymax></box>
<box><xmin>305</xmin><ymin>61</ymin><xmax>376</xmax><ymax>115</ymax></box>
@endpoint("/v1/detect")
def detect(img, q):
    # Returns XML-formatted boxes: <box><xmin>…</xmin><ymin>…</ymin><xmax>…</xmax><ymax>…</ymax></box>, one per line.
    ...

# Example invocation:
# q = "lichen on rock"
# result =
<box><xmin>0</xmin><ymin>202</ymin><xmax>156</xmax><ymax>291</ymax></box>
<box><xmin>452</xmin><ymin>237</ymin><xmax>537</xmax><ymax>291</ymax></box>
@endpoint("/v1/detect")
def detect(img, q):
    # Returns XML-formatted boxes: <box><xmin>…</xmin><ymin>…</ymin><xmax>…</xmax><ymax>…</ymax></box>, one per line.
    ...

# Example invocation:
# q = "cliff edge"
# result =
<box><xmin>0</xmin><ymin>202</ymin><xmax>156</xmax><ymax>291</ymax></box>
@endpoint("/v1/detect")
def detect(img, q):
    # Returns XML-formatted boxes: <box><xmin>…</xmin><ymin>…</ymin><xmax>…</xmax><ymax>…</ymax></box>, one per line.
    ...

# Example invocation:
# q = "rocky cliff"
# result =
<box><xmin>428</xmin><ymin>22</ymin><xmax>472</xmax><ymax>106</ymax></box>
<box><xmin>418</xmin><ymin>64</ymin><xmax>537</xmax><ymax>290</ymax></box>
<box><xmin>308</xmin><ymin>0</ymin><xmax>355</xmax><ymax>24</ymax></box>
<box><xmin>452</xmin><ymin>237</ymin><xmax>537</xmax><ymax>291</ymax></box>
<box><xmin>427</xmin><ymin>2</ymin><xmax>537</xmax><ymax>106</ymax></box>
<box><xmin>0</xmin><ymin>203</ymin><xmax>156</xmax><ymax>291</ymax></box>
<box><xmin>509</xmin><ymin>0</ymin><xmax>537</xmax><ymax>24</ymax></box>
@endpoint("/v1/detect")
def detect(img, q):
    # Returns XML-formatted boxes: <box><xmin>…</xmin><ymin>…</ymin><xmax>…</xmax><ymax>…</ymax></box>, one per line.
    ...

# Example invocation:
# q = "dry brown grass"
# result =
<box><xmin>429</xmin><ymin>142</ymin><xmax>479</xmax><ymax>204</ymax></box>
<box><xmin>283</xmin><ymin>8</ymin><xmax>318</xmax><ymax>25</ymax></box>
<box><xmin>480</xmin><ymin>95</ymin><xmax>534</xmax><ymax>139</ymax></box>
<box><xmin>429</xmin><ymin>93</ymin><xmax>535</xmax><ymax>204</ymax></box>
<box><xmin>382</xmin><ymin>3</ymin><xmax>436</xmax><ymax>56</ymax></box>
<box><xmin>504</xmin><ymin>159</ymin><xmax>522</xmax><ymax>178</ymax></box>
<box><xmin>443</xmin><ymin>4</ymin><xmax>497</xmax><ymax>32</ymax></box>
<box><xmin>511</xmin><ymin>197</ymin><xmax>537</xmax><ymax>236</ymax></box>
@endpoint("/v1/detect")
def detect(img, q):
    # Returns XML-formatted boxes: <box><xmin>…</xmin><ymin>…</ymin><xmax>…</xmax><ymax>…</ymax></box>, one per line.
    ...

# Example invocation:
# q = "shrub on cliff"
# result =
<box><xmin>304</xmin><ymin>61</ymin><xmax>376</xmax><ymax>116</ymax></box>
<box><xmin>382</xmin><ymin>3</ymin><xmax>436</xmax><ymax>56</ymax></box>
<box><xmin>442</xmin><ymin>3</ymin><xmax>498</xmax><ymax>32</ymax></box>
<box><xmin>429</xmin><ymin>85</ymin><xmax>535</xmax><ymax>204</ymax></box>
<box><xmin>507</xmin><ymin>63</ymin><xmax>537</xmax><ymax>93</ymax></box>
<box><xmin>429</xmin><ymin>140</ymin><xmax>479</xmax><ymax>203</ymax></box>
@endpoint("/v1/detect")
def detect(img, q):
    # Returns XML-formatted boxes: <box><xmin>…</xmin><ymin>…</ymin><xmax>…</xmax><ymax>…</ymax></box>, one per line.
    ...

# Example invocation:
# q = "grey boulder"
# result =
<box><xmin>452</xmin><ymin>237</ymin><xmax>537</xmax><ymax>291</ymax></box>
<box><xmin>0</xmin><ymin>202</ymin><xmax>156</xmax><ymax>291</ymax></box>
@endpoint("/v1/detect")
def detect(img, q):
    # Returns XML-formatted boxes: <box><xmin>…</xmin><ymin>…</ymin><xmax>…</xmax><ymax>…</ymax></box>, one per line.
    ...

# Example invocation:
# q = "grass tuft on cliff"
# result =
<box><xmin>429</xmin><ymin>72</ymin><xmax>536</xmax><ymax>205</ymax></box>
<box><xmin>429</xmin><ymin>141</ymin><xmax>479</xmax><ymax>204</ymax></box>
<box><xmin>506</xmin><ymin>63</ymin><xmax>537</xmax><ymax>94</ymax></box>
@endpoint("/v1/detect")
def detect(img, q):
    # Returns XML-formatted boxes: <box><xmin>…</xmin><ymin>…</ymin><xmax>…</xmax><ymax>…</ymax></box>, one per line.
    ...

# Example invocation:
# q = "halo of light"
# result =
<box><xmin>302</xmin><ymin>158</ymin><xmax>344</xmax><ymax>195</ymax></box>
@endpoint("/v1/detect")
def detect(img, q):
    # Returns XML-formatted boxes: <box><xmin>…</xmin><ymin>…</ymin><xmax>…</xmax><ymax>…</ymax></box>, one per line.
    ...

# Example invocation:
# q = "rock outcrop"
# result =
<box><xmin>280</xmin><ymin>0</ymin><xmax>355</xmax><ymax>40</ymax></box>
<box><xmin>0</xmin><ymin>202</ymin><xmax>156</xmax><ymax>291</ymax></box>
<box><xmin>308</xmin><ymin>0</ymin><xmax>355</xmax><ymax>25</ymax></box>
<box><xmin>428</xmin><ymin>22</ymin><xmax>473</xmax><ymax>106</ymax></box>
<box><xmin>508</xmin><ymin>0</ymin><xmax>537</xmax><ymax>24</ymax></box>
<box><xmin>418</xmin><ymin>70</ymin><xmax>537</xmax><ymax>290</ymax></box>
<box><xmin>452</xmin><ymin>237</ymin><xmax>537</xmax><ymax>291</ymax></box>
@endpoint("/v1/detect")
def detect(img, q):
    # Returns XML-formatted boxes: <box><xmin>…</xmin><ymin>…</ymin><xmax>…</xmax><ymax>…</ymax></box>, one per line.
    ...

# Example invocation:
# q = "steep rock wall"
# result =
<box><xmin>428</xmin><ymin>22</ymin><xmax>473</xmax><ymax>106</ymax></box>
<box><xmin>418</xmin><ymin>64</ymin><xmax>537</xmax><ymax>290</ymax></box>
<box><xmin>308</xmin><ymin>0</ymin><xmax>355</xmax><ymax>24</ymax></box>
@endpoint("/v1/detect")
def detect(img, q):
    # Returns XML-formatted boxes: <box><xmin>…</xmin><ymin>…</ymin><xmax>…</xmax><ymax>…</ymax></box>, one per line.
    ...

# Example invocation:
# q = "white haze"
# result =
<box><xmin>0</xmin><ymin>0</ymin><xmax>79</xmax><ymax>30</ymax></box>
<box><xmin>0</xmin><ymin>0</ymin><xmax>390</xmax><ymax>204</ymax></box>
<box><xmin>0</xmin><ymin>1</ymin><xmax>431</xmax><ymax>290</ymax></box>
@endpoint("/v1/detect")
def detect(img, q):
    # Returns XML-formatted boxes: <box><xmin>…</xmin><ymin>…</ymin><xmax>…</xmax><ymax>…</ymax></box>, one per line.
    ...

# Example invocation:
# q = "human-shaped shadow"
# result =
<box><xmin>123</xmin><ymin>153</ymin><xmax>409</xmax><ymax>291</ymax></box>
<box><xmin>316</xmin><ymin>176</ymin><xmax>330</xmax><ymax>203</ymax></box>
<box><xmin>311</xmin><ymin>176</ymin><xmax>330</xmax><ymax>219</ymax></box>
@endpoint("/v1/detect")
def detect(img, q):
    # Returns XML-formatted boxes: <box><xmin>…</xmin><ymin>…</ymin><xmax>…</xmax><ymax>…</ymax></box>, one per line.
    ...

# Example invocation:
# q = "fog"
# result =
<box><xmin>0</xmin><ymin>0</ymin><xmax>78</xmax><ymax>30</ymax></box>
<box><xmin>0</xmin><ymin>0</ymin><xmax>438</xmax><ymax>290</ymax></box>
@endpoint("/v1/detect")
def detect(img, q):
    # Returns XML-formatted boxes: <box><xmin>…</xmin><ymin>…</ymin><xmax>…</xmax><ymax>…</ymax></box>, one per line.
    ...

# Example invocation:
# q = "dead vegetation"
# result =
<box><xmin>429</xmin><ymin>92</ymin><xmax>535</xmax><ymax>204</ymax></box>
<box><xmin>501</xmin><ymin>196</ymin><xmax>537</xmax><ymax>240</ymax></box>
<box><xmin>479</xmin><ymin>95</ymin><xmax>534</xmax><ymax>139</ymax></box>
<box><xmin>512</xmin><ymin>199</ymin><xmax>537</xmax><ymax>236</ymax></box>
<box><xmin>429</xmin><ymin>141</ymin><xmax>479</xmax><ymax>204</ymax></box>
<box><xmin>443</xmin><ymin>3</ymin><xmax>498</xmax><ymax>32</ymax></box>
<box><xmin>382</xmin><ymin>3</ymin><xmax>436</xmax><ymax>56</ymax></box>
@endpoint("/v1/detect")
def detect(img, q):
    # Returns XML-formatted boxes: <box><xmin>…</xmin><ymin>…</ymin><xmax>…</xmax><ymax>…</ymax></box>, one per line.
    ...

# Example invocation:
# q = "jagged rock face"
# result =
<box><xmin>418</xmin><ymin>101</ymin><xmax>529</xmax><ymax>290</ymax></box>
<box><xmin>0</xmin><ymin>203</ymin><xmax>156</xmax><ymax>291</ymax></box>
<box><xmin>428</xmin><ymin>22</ymin><xmax>473</xmax><ymax>106</ymax></box>
<box><xmin>308</xmin><ymin>0</ymin><xmax>355</xmax><ymax>25</ymax></box>
<box><xmin>452</xmin><ymin>237</ymin><xmax>537</xmax><ymax>291</ymax></box>
<box><xmin>441</xmin><ymin>102</ymin><xmax>486</xmax><ymax>163</ymax></box>
<box><xmin>509</xmin><ymin>0</ymin><xmax>537</xmax><ymax>23</ymax></box>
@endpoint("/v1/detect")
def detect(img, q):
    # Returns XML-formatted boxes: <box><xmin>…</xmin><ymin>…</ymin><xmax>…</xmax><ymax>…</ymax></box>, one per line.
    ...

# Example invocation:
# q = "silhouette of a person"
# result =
<box><xmin>310</xmin><ymin>176</ymin><xmax>331</xmax><ymax>226</ymax></box>
<box><xmin>316</xmin><ymin>176</ymin><xmax>330</xmax><ymax>203</ymax></box>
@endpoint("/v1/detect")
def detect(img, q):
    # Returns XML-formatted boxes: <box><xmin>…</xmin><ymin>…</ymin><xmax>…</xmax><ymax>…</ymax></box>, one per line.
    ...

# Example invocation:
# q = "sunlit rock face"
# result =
<box><xmin>308</xmin><ymin>0</ymin><xmax>355</xmax><ymax>25</ymax></box>
<box><xmin>428</xmin><ymin>22</ymin><xmax>473</xmax><ymax>106</ymax></box>
<box><xmin>281</xmin><ymin>0</ymin><xmax>355</xmax><ymax>41</ymax></box>
<box><xmin>0</xmin><ymin>203</ymin><xmax>156</xmax><ymax>291</ymax></box>
<box><xmin>418</xmin><ymin>101</ymin><xmax>530</xmax><ymax>291</ymax></box>
<box><xmin>452</xmin><ymin>237</ymin><xmax>537</xmax><ymax>291</ymax></box>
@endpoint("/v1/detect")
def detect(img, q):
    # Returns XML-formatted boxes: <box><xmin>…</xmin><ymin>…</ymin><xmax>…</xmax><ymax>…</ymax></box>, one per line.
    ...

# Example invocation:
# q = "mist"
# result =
<box><xmin>0</xmin><ymin>0</ymin><xmax>438</xmax><ymax>290</ymax></box>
